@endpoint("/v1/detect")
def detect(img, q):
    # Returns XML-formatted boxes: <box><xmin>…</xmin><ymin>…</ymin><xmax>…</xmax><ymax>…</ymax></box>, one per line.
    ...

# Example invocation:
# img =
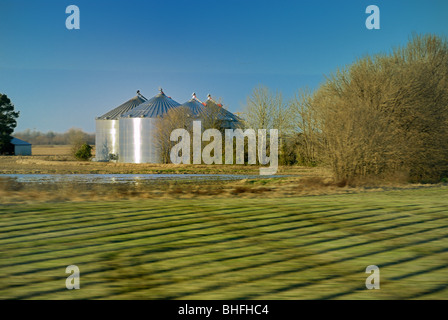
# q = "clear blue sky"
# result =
<box><xmin>1</xmin><ymin>0</ymin><xmax>447</xmax><ymax>133</ymax></box>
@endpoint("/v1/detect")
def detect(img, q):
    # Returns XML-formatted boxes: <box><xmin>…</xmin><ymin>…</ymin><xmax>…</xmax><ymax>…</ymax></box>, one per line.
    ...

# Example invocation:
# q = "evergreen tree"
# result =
<box><xmin>0</xmin><ymin>93</ymin><xmax>20</xmax><ymax>154</ymax></box>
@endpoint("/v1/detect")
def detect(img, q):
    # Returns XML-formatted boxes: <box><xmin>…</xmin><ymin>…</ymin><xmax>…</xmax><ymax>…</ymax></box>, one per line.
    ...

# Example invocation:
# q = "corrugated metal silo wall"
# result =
<box><xmin>95</xmin><ymin>119</ymin><xmax>119</xmax><ymax>161</ymax></box>
<box><xmin>118</xmin><ymin>117</ymin><xmax>161</xmax><ymax>163</ymax></box>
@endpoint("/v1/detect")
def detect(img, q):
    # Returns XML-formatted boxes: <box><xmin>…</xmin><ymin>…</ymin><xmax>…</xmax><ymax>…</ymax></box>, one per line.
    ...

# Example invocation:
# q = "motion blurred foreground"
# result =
<box><xmin>0</xmin><ymin>187</ymin><xmax>447</xmax><ymax>299</ymax></box>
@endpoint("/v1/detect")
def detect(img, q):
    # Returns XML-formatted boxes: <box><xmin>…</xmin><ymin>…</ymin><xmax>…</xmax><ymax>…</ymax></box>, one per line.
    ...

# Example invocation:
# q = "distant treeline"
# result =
<box><xmin>14</xmin><ymin>128</ymin><xmax>95</xmax><ymax>145</ymax></box>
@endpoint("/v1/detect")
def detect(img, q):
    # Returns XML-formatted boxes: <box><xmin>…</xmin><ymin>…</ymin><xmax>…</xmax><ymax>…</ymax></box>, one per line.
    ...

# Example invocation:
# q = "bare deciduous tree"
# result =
<box><xmin>289</xmin><ymin>88</ymin><xmax>320</xmax><ymax>165</ymax></box>
<box><xmin>155</xmin><ymin>107</ymin><xmax>194</xmax><ymax>163</ymax></box>
<box><xmin>201</xmin><ymin>97</ymin><xmax>227</xmax><ymax>131</ymax></box>
<box><xmin>242</xmin><ymin>85</ymin><xmax>293</xmax><ymax>135</ymax></box>
<box><xmin>242</xmin><ymin>86</ymin><xmax>294</xmax><ymax>164</ymax></box>
<box><xmin>312</xmin><ymin>34</ymin><xmax>448</xmax><ymax>183</ymax></box>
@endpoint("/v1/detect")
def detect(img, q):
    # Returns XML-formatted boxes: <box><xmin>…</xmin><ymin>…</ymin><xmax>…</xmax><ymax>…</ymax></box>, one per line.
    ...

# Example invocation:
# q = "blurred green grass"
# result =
<box><xmin>0</xmin><ymin>187</ymin><xmax>447</xmax><ymax>299</ymax></box>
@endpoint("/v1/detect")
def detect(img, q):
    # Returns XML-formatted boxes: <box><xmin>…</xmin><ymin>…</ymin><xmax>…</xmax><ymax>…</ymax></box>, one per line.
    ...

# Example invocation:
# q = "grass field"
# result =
<box><xmin>30</xmin><ymin>145</ymin><xmax>75</xmax><ymax>156</ymax></box>
<box><xmin>0</xmin><ymin>145</ymin><xmax>311</xmax><ymax>175</ymax></box>
<box><xmin>0</xmin><ymin>186</ymin><xmax>447</xmax><ymax>299</ymax></box>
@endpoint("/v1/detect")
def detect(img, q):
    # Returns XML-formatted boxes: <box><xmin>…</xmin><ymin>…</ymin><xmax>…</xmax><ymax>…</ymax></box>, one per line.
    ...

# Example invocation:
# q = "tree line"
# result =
<box><xmin>158</xmin><ymin>34</ymin><xmax>448</xmax><ymax>184</ymax></box>
<box><xmin>14</xmin><ymin>128</ymin><xmax>95</xmax><ymax>146</ymax></box>
<box><xmin>242</xmin><ymin>34</ymin><xmax>448</xmax><ymax>183</ymax></box>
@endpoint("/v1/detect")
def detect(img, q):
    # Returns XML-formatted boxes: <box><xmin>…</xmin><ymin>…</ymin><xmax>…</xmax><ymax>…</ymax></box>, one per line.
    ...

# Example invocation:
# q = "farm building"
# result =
<box><xmin>95</xmin><ymin>88</ymin><xmax>241</xmax><ymax>163</ymax></box>
<box><xmin>95</xmin><ymin>91</ymin><xmax>147</xmax><ymax>161</ymax></box>
<box><xmin>179</xmin><ymin>93</ymin><xmax>241</xmax><ymax>129</ymax></box>
<box><xmin>10</xmin><ymin>137</ymin><xmax>32</xmax><ymax>156</ymax></box>
<box><xmin>119</xmin><ymin>88</ymin><xmax>181</xmax><ymax>163</ymax></box>
<box><xmin>202</xmin><ymin>94</ymin><xmax>242</xmax><ymax>129</ymax></box>
<box><xmin>179</xmin><ymin>93</ymin><xmax>205</xmax><ymax>116</ymax></box>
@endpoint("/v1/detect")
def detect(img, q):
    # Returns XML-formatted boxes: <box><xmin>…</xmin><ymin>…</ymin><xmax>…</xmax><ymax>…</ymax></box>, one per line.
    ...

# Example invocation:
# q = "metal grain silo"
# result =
<box><xmin>179</xmin><ymin>93</ymin><xmax>206</xmax><ymax>117</ymax></box>
<box><xmin>95</xmin><ymin>91</ymin><xmax>147</xmax><ymax>161</ymax></box>
<box><xmin>119</xmin><ymin>88</ymin><xmax>181</xmax><ymax>163</ymax></box>
<box><xmin>180</xmin><ymin>93</ymin><xmax>241</xmax><ymax>129</ymax></box>
<box><xmin>203</xmin><ymin>94</ymin><xmax>242</xmax><ymax>129</ymax></box>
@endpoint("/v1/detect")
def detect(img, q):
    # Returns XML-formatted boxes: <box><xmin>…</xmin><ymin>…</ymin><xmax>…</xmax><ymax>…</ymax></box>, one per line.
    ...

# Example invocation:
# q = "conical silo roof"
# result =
<box><xmin>180</xmin><ymin>93</ymin><xmax>206</xmax><ymax>116</ymax></box>
<box><xmin>97</xmin><ymin>91</ymin><xmax>147</xmax><ymax>120</ymax></box>
<box><xmin>121</xmin><ymin>88</ymin><xmax>181</xmax><ymax>118</ymax></box>
<box><xmin>204</xmin><ymin>94</ymin><xmax>241</xmax><ymax>122</ymax></box>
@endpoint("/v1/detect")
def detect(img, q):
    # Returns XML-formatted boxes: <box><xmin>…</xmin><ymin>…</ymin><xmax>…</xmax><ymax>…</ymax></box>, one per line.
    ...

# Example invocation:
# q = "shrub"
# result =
<box><xmin>74</xmin><ymin>143</ymin><xmax>92</xmax><ymax>161</ymax></box>
<box><xmin>312</xmin><ymin>34</ymin><xmax>448</xmax><ymax>183</ymax></box>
